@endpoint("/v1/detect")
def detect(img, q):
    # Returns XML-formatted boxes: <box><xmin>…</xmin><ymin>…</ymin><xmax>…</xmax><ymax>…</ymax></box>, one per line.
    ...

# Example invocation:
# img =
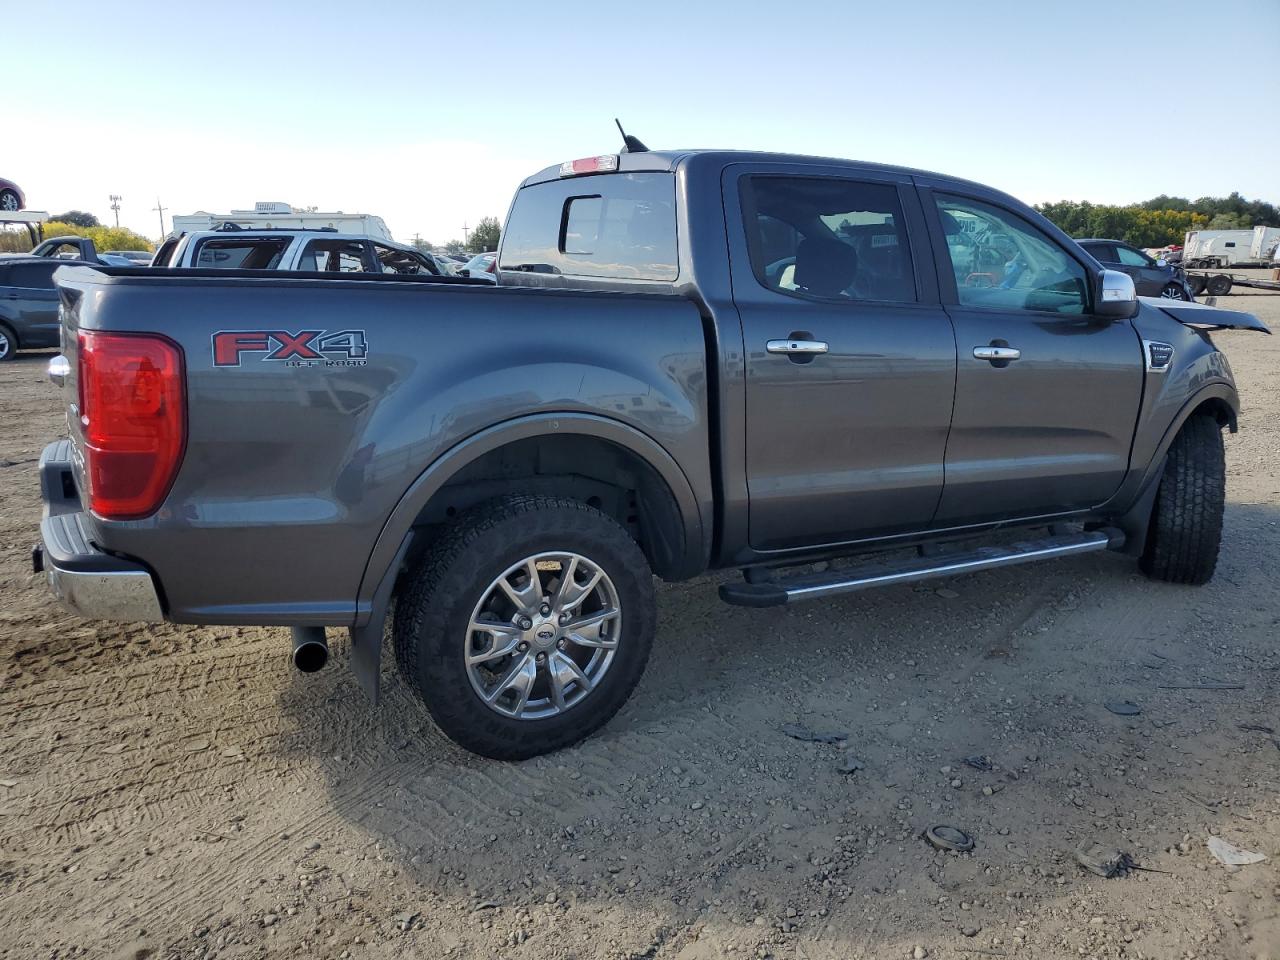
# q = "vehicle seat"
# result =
<box><xmin>794</xmin><ymin>238</ymin><xmax>858</xmax><ymax>298</ymax></box>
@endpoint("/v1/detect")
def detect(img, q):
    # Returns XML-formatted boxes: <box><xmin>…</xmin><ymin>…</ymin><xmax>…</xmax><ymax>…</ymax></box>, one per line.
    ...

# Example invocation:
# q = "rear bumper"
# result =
<box><xmin>33</xmin><ymin>440</ymin><xmax>164</xmax><ymax>623</ymax></box>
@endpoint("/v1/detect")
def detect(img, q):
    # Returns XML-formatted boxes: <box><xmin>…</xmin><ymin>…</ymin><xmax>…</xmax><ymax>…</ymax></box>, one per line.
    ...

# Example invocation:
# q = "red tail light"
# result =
<box><xmin>78</xmin><ymin>331</ymin><xmax>186</xmax><ymax>519</ymax></box>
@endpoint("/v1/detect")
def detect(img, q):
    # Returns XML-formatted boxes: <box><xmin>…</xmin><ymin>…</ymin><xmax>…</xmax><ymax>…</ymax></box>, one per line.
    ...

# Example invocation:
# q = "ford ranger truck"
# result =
<box><xmin>35</xmin><ymin>147</ymin><xmax>1268</xmax><ymax>760</ymax></box>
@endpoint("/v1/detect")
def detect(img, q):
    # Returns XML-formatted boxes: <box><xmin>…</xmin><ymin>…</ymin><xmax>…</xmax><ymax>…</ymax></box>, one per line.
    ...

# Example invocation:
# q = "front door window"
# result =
<box><xmin>935</xmin><ymin>194</ymin><xmax>1089</xmax><ymax>314</ymax></box>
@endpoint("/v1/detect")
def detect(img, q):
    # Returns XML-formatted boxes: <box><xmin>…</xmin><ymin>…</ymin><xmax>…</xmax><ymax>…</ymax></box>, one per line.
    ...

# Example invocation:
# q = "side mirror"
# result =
<box><xmin>1096</xmin><ymin>269</ymin><xmax>1138</xmax><ymax>319</ymax></box>
<box><xmin>1156</xmin><ymin>257</ymin><xmax>1168</xmax><ymax>267</ymax></box>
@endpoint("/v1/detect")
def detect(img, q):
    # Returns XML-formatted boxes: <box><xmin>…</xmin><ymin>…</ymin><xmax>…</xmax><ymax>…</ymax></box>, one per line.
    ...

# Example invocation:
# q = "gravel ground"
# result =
<box><xmin>2</xmin><ymin>288</ymin><xmax>1278</xmax><ymax>960</ymax></box>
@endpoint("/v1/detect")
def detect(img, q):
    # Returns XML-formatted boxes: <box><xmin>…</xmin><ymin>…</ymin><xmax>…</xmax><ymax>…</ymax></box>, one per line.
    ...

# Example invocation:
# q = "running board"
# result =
<box><xmin>719</xmin><ymin>528</ymin><xmax>1124</xmax><ymax>608</ymax></box>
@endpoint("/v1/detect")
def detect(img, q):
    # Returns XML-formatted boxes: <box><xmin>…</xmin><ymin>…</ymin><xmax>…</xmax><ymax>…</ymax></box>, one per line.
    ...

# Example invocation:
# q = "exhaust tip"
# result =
<box><xmin>290</xmin><ymin>627</ymin><xmax>329</xmax><ymax>673</ymax></box>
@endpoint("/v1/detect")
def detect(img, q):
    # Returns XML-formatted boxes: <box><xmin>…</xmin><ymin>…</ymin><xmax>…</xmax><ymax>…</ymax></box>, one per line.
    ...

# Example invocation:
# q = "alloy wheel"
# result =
<box><xmin>464</xmin><ymin>552</ymin><xmax>622</xmax><ymax>720</ymax></box>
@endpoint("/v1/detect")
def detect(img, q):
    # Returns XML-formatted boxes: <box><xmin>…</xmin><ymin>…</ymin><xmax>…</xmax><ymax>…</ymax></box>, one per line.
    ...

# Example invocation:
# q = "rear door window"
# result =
<box><xmin>500</xmin><ymin>173</ymin><xmax>678</xmax><ymax>281</ymax></box>
<box><xmin>741</xmin><ymin>175</ymin><xmax>916</xmax><ymax>303</ymax></box>
<box><xmin>1081</xmin><ymin>242</ymin><xmax>1117</xmax><ymax>263</ymax></box>
<box><xmin>8</xmin><ymin>262</ymin><xmax>60</xmax><ymax>288</ymax></box>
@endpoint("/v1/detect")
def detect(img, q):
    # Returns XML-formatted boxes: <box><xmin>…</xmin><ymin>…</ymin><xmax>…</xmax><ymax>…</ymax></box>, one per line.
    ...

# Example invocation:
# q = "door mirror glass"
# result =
<box><xmin>1156</xmin><ymin>257</ymin><xmax>1168</xmax><ymax>267</ymax></box>
<box><xmin>1097</xmin><ymin>269</ymin><xmax>1137</xmax><ymax>319</ymax></box>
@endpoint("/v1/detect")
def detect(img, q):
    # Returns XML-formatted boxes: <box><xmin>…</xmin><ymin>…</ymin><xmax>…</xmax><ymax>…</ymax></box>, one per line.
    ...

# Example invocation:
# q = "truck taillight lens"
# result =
<box><xmin>78</xmin><ymin>331</ymin><xmax>186</xmax><ymax>520</ymax></box>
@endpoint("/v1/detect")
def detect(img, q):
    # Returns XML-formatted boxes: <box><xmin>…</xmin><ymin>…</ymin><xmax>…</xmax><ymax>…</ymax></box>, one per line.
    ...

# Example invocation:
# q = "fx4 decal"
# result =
<box><xmin>212</xmin><ymin>329</ymin><xmax>369</xmax><ymax>368</ymax></box>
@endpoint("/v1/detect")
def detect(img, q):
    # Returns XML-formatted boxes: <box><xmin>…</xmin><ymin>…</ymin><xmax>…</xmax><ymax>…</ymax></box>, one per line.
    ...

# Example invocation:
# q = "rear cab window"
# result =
<box><xmin>500</xmin><ymin>173</ymin><xmax>678</xmax><ymax>281</ymax></box>
<box><xmin>192</xmin><ymin>237</ymin><xmax>291</xmax><ymax>269</ymax></box>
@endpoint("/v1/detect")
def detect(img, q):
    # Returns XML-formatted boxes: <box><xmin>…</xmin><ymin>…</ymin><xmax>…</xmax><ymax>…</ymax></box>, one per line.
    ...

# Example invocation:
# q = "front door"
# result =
<box><xmin>7</xmin><ymin>260</ymin><xmax>64</xmax><ymax>347</ymax></box>
<box><xmin>728</xmin><ymin>168</ymin><xmax>957</xmax><ymax>551</ymax></box>
<box><xmin>922</xmin><ymin>188</ymin><xmax>1144</xmax><ymax>526</ymax></box>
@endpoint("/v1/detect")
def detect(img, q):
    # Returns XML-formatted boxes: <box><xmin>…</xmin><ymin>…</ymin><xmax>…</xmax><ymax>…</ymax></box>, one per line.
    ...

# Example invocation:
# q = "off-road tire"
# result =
<box><xmin>393</xmin><ymin>496</ymin><xmax>656</xmax><ymax>760</ymax></box>
<box><xmin>1139</xmin><ymin>416</ymin><xmax>1225</xmax><ymax>585</ymax></box>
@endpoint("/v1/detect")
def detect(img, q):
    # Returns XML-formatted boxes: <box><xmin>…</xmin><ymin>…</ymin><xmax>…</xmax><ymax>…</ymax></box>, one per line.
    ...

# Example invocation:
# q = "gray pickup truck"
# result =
<box><xmin>35</xmin><ymin>147</ymin><xmax>1268</xmax><ymax>759</ymax></box>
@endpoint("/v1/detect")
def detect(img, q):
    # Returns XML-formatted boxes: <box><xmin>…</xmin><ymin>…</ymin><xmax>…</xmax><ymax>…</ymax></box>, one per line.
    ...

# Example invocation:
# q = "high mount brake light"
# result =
<box><xmin>558</xmin><ymin>155</ymin><xmax>619</xmax><ymax>177</ymax></box>
<box><xmin>77</xmin><ymin>331</ymin><xmax>186</xmax><ymax>520</ymax></box>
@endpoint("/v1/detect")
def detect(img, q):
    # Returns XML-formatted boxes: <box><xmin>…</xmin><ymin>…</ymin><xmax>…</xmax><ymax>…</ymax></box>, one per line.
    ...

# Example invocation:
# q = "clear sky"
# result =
<box><xmin>6</xmin><ymin>0</ymin><xmax>1278</xmax><ymax>245</ymax></box>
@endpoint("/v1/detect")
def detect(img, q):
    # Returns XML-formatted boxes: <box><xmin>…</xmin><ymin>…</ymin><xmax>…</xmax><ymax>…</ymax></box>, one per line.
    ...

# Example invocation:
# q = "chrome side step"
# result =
<box><xmin>719</xmin><ymin>528</ymin><xmax>1124</xmax><ymax>608</ymax></box>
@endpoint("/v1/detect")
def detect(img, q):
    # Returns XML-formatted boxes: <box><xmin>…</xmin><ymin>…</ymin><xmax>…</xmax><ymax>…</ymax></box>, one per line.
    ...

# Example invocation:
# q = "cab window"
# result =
<box><xmin>935</xmin><ymin>194</ymin><xmax>1088</xmax><ymax>315</ymax></box>
<box><xmin>299</xmin><ymin>240</ymin><xmax>371</xmax><ymax>272</ymax></box>
<box><xmin>742</xmin><ymin>176</ymin><xmax>916</xmax><ymax>303</ymax></box>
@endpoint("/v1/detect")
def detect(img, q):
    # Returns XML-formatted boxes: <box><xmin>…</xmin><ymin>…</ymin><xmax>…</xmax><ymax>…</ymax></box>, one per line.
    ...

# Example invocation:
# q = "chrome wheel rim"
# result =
<box><xmin>465</xmin><ymin>551</ymin><xmax>621</xmax><ymax>720</ymax></box>
<box><xmin>0</xmin><ymin>193</ymin><xmax>16</xmax><ymax>211</ymax></box>
<box><xmin>0</xmin><ymin>331</ymin><xmax>10</xmax><ymax>359</ymax></box>
<box><xmin>1160</xmin><ymin>285</ymin><xmax>1184</xmax><ymax>299</ymax></box>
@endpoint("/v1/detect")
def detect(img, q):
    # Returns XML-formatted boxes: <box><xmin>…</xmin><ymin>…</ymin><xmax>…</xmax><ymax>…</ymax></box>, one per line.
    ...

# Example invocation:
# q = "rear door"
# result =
<box><xmin>920</xmin><ymin>187</ymin><xmax>1143</xmax><ymax>526</ymax></box>
<box><xmin>5</xmin><ymin>260</ymin><xmax>64</xmax><ymax>347</ymax></box>
<box><xmin>725</xmin><ymin>164</ymin><xmax>957</xmax><ymax>551</ymax></box>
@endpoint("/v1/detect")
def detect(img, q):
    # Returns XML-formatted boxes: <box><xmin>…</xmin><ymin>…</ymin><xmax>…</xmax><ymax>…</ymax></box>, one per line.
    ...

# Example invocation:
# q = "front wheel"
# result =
<box><xmin>0</xmin><ymin>323</ymin><xmax>16</xmax><ymax>361</ymax></box>
<box><xmin>1139</xmin><ymin>415</ymin><xmax>1225</xmax><ymax>585</ymax></box>
<box><xmin>1159</xmin><ymin>282</ymin><xmax>1190</xmax><ymax>300</ymax></box>
<box><xmin>393</xmin><ymin>496</ymin><xmax>656</xmax><ymax>759</ymax></box>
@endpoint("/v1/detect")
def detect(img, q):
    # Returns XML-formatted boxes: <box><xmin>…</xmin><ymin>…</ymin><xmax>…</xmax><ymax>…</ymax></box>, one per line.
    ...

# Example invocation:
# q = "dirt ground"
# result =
<box><xmin>2</xmin><ymin>286</ymin><xmax>1278</xmax><ymax>960</ymax></box>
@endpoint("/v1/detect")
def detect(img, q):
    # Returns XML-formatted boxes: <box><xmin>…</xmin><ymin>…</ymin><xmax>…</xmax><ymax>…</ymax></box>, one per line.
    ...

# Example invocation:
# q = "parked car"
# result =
<box><xmin>0</xmin><ymin>256</ymin><xmax>91</xmax><ymax>359</ymax></box>
<box><xmin>457</xmin><ymin>251</ymin><xmax>497</xmax><ymax>281</ymax></box>
<box><xmin>36</xmin><ymin>147</ymin><xmax>1268</xmax><ymax>760</ymax></box>
<box><xmin>0</xmin><ymin>176</ymin><xmax>26</xmax><ymax>212</ymax></box>
<box><xmin>105</xmin><ymin>249</ymin><xmax>154</xmax><ymax>266</ymax></box>
<box><xmin>153</xmin><ymin>227</ymin><xmax>446</xmax><ymax>276</ymax></box>
<box><xmin>1076</xmin><ymin>239</ymin><xmax>1194</xmax><ymax>300</ymax></box>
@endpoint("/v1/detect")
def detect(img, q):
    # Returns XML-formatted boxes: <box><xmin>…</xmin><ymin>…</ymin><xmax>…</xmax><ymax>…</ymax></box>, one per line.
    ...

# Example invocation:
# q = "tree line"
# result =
<box><xmin>0</xmin><ymin>210</ymin><xmax>153</xmax><ymax>254</ymax></box>
<box><xmin>1035</xmin><ymin>192</ymin><xmax>1280</xmax><ymax>249</ymax></box>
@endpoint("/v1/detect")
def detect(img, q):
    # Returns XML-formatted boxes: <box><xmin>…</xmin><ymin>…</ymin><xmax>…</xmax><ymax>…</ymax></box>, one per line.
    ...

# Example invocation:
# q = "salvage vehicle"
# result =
<box><xmin>0</xmin><ymin>176</ymin><xmax>26</xmax><ymax>212</ymax></box>
<box><xmin>151</xmin><ymin>226</ymin><xmax>444</xmax><ymax>276</ymax></box>
<box><xmin>34</xmin><ymin>146</ymin><xmax>1269</xmax><ymax>759</ymax></box>
<box><xmin>1076</xmin><ymin>239</ymin><xmax>1194</xmax><ymax>300</ymax></box>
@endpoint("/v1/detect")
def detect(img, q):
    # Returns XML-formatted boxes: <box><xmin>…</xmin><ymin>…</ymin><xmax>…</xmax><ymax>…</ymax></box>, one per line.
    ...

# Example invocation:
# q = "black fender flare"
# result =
<box><xmin>354</xmin><ymin>411</ymin><xmax>706</xmax><ymax>627</ymax></box>
<box><xmin>1115</xmin><ymin>381</ymin><xmax>1238</xmax><ymax>555</ymax></box>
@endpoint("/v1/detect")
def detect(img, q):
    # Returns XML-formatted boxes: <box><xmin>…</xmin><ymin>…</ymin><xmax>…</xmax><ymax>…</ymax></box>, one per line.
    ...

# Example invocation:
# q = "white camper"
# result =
<box><xmin>1185</xmin><ymin>227</ymin><xmax>1280</xmax><ymax>268</ymax></box>
<box><xmin>170</xmin><ymin>202</ymin><xmax>393</xmax><ymax>241</ymax></box>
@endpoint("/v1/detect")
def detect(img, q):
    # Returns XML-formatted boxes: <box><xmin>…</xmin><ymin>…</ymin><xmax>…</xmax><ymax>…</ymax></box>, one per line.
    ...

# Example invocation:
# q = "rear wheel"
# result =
<box><xmin>393</xmin><ymin>496</ymin><xmax>656</xmax><ymax>759</ymax></box>
<box><xmin>1187</xmin><ymin>275</ymin><xmax>1208</xmax><ymax>296</ymax></box>
<box><xmin>1139</xmin><ymin>415</ymin><xmax>1225</xmax><ymax>585</ymax></box>
<box><xmin>0</xmin><ymin>190</ymin><xmax>18</xmax><ymax>212</ymax></box>
<box><xmin>0</xmin><ymin>323</ymin><xmax>16</xmax><ymax>361</ymax></box>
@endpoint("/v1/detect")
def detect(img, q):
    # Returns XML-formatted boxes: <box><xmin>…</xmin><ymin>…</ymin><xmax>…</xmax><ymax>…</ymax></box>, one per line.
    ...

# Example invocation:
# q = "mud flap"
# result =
<box><xmin>348</xmin><ymin>532</ymin><xmax>415</xmax><ymax>704</ymax></box>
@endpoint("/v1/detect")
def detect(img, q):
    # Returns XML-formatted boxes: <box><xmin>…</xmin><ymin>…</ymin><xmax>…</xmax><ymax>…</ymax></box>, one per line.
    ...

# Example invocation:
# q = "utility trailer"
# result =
<box><xmin>1185</xmin><ymin>269</ymin><xmax>1280</xmax><ymax>297</ymax></box>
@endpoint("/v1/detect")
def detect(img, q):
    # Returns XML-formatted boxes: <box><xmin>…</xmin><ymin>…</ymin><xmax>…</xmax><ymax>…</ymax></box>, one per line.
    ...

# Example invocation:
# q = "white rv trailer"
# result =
<box><xmin>170</xmin><ymin>202</ymin><xmax>393</xmax><ymax>241</ymax></box>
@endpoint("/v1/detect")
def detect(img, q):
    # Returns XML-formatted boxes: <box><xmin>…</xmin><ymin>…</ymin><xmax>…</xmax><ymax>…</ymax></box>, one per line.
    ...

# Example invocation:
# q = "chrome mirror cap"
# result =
<box><xmin>1097</xmin><ymin>269</ymin><xmax>1138</xmax><ymax>319</ymax></box>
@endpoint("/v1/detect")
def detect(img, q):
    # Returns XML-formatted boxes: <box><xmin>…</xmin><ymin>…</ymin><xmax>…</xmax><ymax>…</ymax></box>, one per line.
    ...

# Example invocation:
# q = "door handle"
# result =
<box><xmin>767</xmin><ymin>338</ymin><xmax>829</xmax><ymax>356</ymax></box>
<box><xmin>973</xmin><ymin>345</ymin><xmax>1021</xmax><ymax>362</ymax></box>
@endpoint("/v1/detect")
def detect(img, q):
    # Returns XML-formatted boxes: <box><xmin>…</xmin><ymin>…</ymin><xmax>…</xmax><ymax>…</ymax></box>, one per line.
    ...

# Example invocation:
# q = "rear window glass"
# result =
<box><xmin>193</xmin><ymin>238</ymin><xmax>290</xmax><ymax>270</ymax></box>
<box><xmin>500</xmin><ymin>172</ymin><xmax>677</xmax><ymax>281</ymax></box>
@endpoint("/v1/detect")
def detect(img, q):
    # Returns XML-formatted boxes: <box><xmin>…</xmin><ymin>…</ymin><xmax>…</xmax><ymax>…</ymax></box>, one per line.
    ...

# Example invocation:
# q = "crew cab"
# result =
<box><xmin>35</xmin><ymin>147</ymin><xmax>1268</xmax><ymax>759</ymax></box>
<box><xmin>151</xmin><ymin>226</ymin><xmax>444</xmax><ymax>275</ymax></box>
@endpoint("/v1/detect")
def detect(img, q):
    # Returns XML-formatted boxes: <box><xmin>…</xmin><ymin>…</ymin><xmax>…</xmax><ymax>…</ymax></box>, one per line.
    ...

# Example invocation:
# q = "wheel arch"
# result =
<box><xmin>354</xmin><ymin>413</ymin><xmax>707</xmax><ymax>625</ymax></box>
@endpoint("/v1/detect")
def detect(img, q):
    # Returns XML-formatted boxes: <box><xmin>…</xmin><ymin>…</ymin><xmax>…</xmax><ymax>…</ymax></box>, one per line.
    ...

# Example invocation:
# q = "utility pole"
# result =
<box><xmin>153</xmin><ymin>198</ymin><xmax>167</xmax><ymax>238</ymax></box>
<box><xmin>461</xmin><ymin>221</ymin><xmax>470</xmax><ymax>247</ymax></box>
<box><xmin>109</xmin><ymin>195</ymin><xmax>122</xmax><ymax>228</ymax></box>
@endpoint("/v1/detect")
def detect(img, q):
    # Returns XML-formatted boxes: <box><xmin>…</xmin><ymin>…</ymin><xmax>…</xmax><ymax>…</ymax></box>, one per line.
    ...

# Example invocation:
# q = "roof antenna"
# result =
<box><xmin>615</xmin><ymin>118</ymin><xmax>649</xmax><ymax>154</ymax></box>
